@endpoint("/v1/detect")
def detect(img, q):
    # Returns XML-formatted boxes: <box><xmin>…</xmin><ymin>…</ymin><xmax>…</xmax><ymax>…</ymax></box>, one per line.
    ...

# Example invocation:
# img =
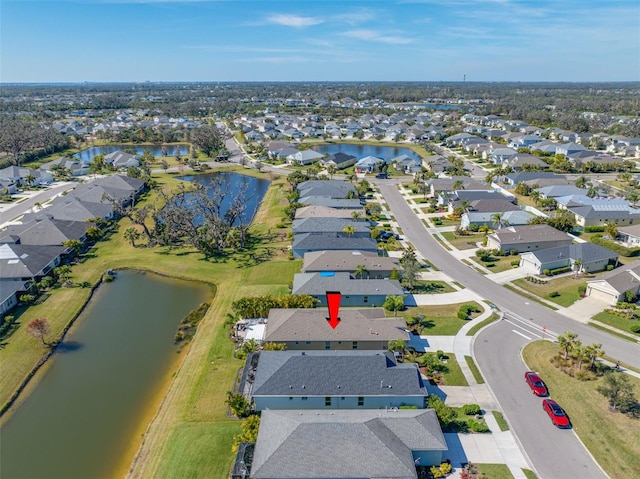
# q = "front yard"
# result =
<box><xmin>441</xmin><ymin>231</ymin><xmax>485</xmax><ymax>250</ymax></box>
<box><xmin>396</xmin><ymin>302</ymin><xmax>484</xmax><ymax>335</ymax></box>
<box><xmin>470</xmin><ymin>254</ymin><xmax>520</xmax><ymax>273</ymax></box>
<box><xmin>512</xmin><ymin>275</ymin><xmax>587</xmax><ymax>307</ymax></box>
<box><xmin>592</xmin><ymin>310</ymin><xmax>640</xmax><ymax>337</ymax></box>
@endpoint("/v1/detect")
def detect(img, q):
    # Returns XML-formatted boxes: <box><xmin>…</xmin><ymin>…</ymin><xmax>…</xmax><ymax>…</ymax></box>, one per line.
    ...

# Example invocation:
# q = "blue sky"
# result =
<box><xmin>2</xmin><ymin>0</ymin><xmax>639</xmax><ymax>83</ymax></box>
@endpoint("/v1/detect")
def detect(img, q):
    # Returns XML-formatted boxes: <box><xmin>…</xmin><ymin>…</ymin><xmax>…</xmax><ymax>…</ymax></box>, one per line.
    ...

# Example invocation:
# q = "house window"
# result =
<box><xmin>352</xmin><ymin>341</ymin><xmax>358</xmax><ymax>350</ymax></box>
<box><xmin>325</xmin><ymin>397</ymin><xmax>332</xmax><ymax>406</ymax></box>
<box><xmin>305</xmin><ymin>341</ymin><xmax>311</xmax><ymax>345</ymax></box>
<box><xmin>363</xmin><ymin>296</ymin><xmax>369</xmax><ymax>303</ymax></box>
<box><xmin>358</xmin><ymin>397</ymin><xmax>364</xmax><ymax>406</ymax></box>
<box><xmin>289</xmin><ymin>397</ymin><xmax>293</xmax><ymax>400</ymax></box>
<box><xmin>301</xmin><ymin>397</ymin><xmax>308</xmax><ymax>401</ymax></box>
<box><xmin>325</xmin><ymin>341</ymin><xmax>331</xmax><ymax>350</ymax></box>
<box><xmin>295</xmin><ymin>341</ymin><xmax>299</xmax><ymax>345</ymax></box>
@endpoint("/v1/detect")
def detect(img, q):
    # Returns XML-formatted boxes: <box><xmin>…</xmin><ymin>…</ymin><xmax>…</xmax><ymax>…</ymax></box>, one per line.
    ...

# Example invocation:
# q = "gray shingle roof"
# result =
<box><xmin>587</xmin><ymin>263</ymin><xmax>640</xmax><ymax>294</ymax></box>
<box><xmin>529</xmin><ymin>242</ymin><xmax>618</xmax><ymax>264</ymax></box>
<box><xmin>298</xmin><ymin>180</ymin><xmax>356</xmax><ymax>199</ymax></box>
<box><xmin>0</xmin><ymin>243</ymin><xmax>65</xmax><ymax>279</ymax></box>
<box><xmin>295</xmin><ymin>205</ymin><xmax>362</xmax><ymax>219</ymax></box>
<box><xmin>264</xmin><ymin>308</ymin><xmax>408</xmax><ymax>342</ymax></box>
<box><xmin>292</xmin><ymin>272</ymin><xmax>404</xmax><ymax>296</ymax></box>
<box><xmin>302</xmin><ymin>250</ymin><xmax>402</xmax><ymax>273</ymax></box>
<box><xmin>488</xmin><ymin>224</ymin><xmax>572</xmax><ymax>245</ymax></box>
<box><xmin>299</xmin><ymin>196</ymin><xmax>363</xmax><ymax>209</ymax></box>
<box><xmin>252</xmin><ymin>350</ymin><xmax>426</xmax><ymax>397</ymax></box>
<box><xmin>293</xmin><ymin>233</ymin><xmax>378</xmax><ymax>252</ymax></box>
<box><xmin>292</xmin><ymin>218</ymin><xmax>370</xmax><ymax>235</ymax></box>
<box><xmin>251</xmin><ymin>409</ymin><xmax>446</xmax><ymax>479</ymax></box>
<box><xmin>0</xmin><ymin>218</ymin><xmax>91</xmax><ymax>246</ymax></box>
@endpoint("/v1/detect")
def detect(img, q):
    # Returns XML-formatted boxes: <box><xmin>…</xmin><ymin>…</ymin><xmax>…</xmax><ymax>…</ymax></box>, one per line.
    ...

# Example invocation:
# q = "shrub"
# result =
<box><xmin>630</xmin><ymin>323</ymin><xmax>640</xmax><ymax>334</ymax></box>
<box><xmin>584</xmin><ymin>226</ymin><xmax>605</xmax><ymax>232</ymax></box>
<box><xmin>439</xmin><ymin>462</ymin><xmax>452</xmax><ymax>475</ymax></box>
<box><xmin>549</xmin><ymin>291</ymin><xmax>560</xmax><ymax>298</ymax></box>
<box><xmin>462</xmin><ymin>403</ymin><xmax>481</xmax><ymax>415</ymax></box>
<box><xmin>578</xmin><ymin>285</ymin><xmax>587</xmax><ymax>295</ymax></box>
<box><xmin>591</xmin><ymin>236</ymin><xmax>640</xmax><ymax>257</ymax></box>
<box><xmin>510</xmin><ymin>249</ymin><xmax>517</xmax><ymax>255</ymax></box>
<box><xmin>436</xmin><ymin>350</ymin><xmax>445</xmax><ymax>359</ymax></box>
<box><xmin>511</xmin><ymin>260</ymin><xmax>520</xmax><ymax>267</ymax></box>
<box><xmin>103</xmin><ymin>274</ymin><xmax>115</xmax><ymax>283</ymax></box>
<box><xmin>606</xmin><ymin>264</ymin><xmax>614</xmax><ymax>271</ymax></box>
<box><xmin>543</xmin><ymin>269</ymin><xmax>550</xmax><ymax>276</ymax></box>
<box><xmin>457</xmin><ymin>309</ymin><xmax>469</xmax><ymax>320</ymax></box>
<box><xmin>467</xmin><ymin>419</ymin><xmax>490</xmax><ymax>433</ymax></box>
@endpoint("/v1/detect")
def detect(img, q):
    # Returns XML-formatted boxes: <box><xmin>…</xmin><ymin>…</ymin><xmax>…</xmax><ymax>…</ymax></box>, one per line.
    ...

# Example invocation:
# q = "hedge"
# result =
<box><xmin>591</xmin><ymin>236</ymin><xmax>640</xmax><ymax>257</ymax></box>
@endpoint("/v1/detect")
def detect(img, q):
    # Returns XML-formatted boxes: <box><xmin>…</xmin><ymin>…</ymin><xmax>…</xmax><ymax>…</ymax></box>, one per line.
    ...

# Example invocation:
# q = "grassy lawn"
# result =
<box><xmin>523</xmin><ymin>341</ymin><xmax>640</xmax><ymax>479</ymax></box>
<box><xmin>522</xmin><ymin>469</ymin><xmax>538</xmax><ymax>479</ymax></box>
<box><xmin>397</xmin><ymin>302</ymin><xmax>484</xmax><ymax>336</ymax></box>
<box><xmin>512</xmin><ymin>276</ymin><xmax>587</xmax><ymax>307</ymax></box>
<box><xmin>0</xmin><ymin>169</ymin><xmax>299</xmax><ymax>479</ymax></box>
<box><xmin>464</xmin><ymin>355</ymin><xmax>485</xmax><ymax>384</ymax></box>
<box><xmin>592</xmin><ymin>311</ymin><xmax>640</xmax><ymax>336</ymax></box>
<box><xmin>466</xmin><ymin>312</ymin><xmax>500</xmax><ymax>336</ymax></box>
<box><xmin>410</xmin><ymin>280</ymin><xmax>456</xmax><ymax>294</ymax></box>
<box><xmin>477</xmin><ymin>463</ymin><xmax>515</xmax><ymax>479</ymax></box>
<box><xmin>470</xmin><ymin>255</ymin><xmax>520</xmax><ymax>274</ymax></box>
<box><xmin>492</xmin><ymin>410</ymin><xmax>509</xmax><ymax>431</ymax></box>
<box><xmin>431</xmin><ymin>217</ymin><xmax>460</xmax><ymax>227</ymax></box>
<box><xmin>503</xmin><ymin>284</ymin><xmax>559</xmax><ymax>310</ymax></box>
<box><xmin>441</xmin><ymin>231</ymin><xmax>485</xmax><ymax>250</ymax></box>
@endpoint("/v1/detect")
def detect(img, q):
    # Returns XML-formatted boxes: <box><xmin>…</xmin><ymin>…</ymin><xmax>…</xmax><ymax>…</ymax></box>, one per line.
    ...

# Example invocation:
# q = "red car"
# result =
<box><xmin>543</xmin><ymin>399</ymin><xmax>571</xmax><ymax>428</ymax></box>
<box><xmin>524</xmin><ymin>371</ymin><xmax>548</xmax><ymax>396</ymax></box>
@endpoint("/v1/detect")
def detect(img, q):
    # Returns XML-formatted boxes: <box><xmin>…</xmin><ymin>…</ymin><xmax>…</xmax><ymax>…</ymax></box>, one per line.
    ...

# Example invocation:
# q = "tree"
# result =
<box><xmin>160</xmin><ymin>159</ymin><xmax>169</xmax><ymax>172</ymax></box>
<box><xmin>558</xmin><ymin>331</ymin><xmax>579</xmax><ymax>360</ymax></box>
<box><xmin>232</xmin><ymin>415</ymin><xmax>261</xmax><ymax>452</ymax></box>
<box><xmin>597</xmin><ymin>372</ymin><xmax>637</xmax><ymax>413</ymax></box>
<box><xmin>62</xmin><ymin>239</ymin><xmax>83</xmax><ymax>257</ymax></box>
<box><xmin>388</xmin><ymin>339</ymin><xmax>406</xmax><ymax>354</ymax></box>
<box><xmin>190</xmin><ymin>124</ymin><xmax>224</xmax><ymax>158</ymax></box>
<box><xmin>53</xmin><ymin>265</ymin><xmax>72</xmax><ymax>283</ymax></box>
<box><xmin>342</xmin><ymin>225</ymin><xmax>356</xmax><ymax>237</ymax></box>
<box><xmin>400</xmin><ymin>246</ymin><xmax>420</xmax><ymax>290</ymax></box>
<box><xmin>604</xmin><ymin>223</ymin><xmax>618</xmax><ymax>240</ymax></box>
<box><xmin>26</xmin><ymin>318</ymin><xmax>51</xmax><ymax>346</ymax></box>
<box><xmin>351</xmin><ymin>210</ymin><xmax>362</xmax><ymax>222</ymax></box>
<box><xmin>123</xmin><ymin>227</ymin><xmax>141</xmax><ymax>247</ymax></box>
<box><xmin>262</xmin><ymin>342</ymin><xmax>286</xmax><ymax>351</ymax></box>
<box><xmin>354</xmin><ymin>264</ymin><xmax>369</xmax><ymax>279</ymax></box>
<box><xmin>225</xmin><ymin>391</ymin><xmax>252</xmax><ymax>418</ymax></box>
<box><xmin>327</xmin><ymin>164</ymin><xmax>337</xmax><ymax>179</ymax></box>
<box><xmin>383</xmin><ymin>295</ymin><xmax>406</xmax><ymax>317</ymax></box>
<box><xmin>585</xmin><ymin>343</ymin><xmax>604</xmax><ymax>370</ymax></box>
<box><xmin>452</xmin><ymin>179</ymin><xmax>464</xmax><ymax>191</ymax></box>
<box><xmin>490</xmin><ymin>212</ymin><xmax>509</xmax><ymax>229</ymax></box>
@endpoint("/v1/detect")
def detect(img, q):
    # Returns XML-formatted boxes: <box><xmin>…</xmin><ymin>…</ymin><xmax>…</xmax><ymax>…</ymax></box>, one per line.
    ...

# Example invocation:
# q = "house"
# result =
<box><xmin>262</xmin><ymin>308</ymin><xmax>409</xmax><ymax>350</ymax></box>
<box><xmin>292</xmin><ymin>272</ymin><xmax>403</xmax><ymax>306</ymax></box>
<box><xmin>298</xmin><ymin>180</ymin><xmax>357</xmax><ymax>199</ymax></box>
<box><xmin>537</xmin><ymin>185</ymin><xmax>586</xmax><ymax>199</ymax></box>
<box><xmin>246</xmin><ymin>409</ymin><xmax>447</xmax><ymax>479</ymax></box>
<box><xmin>0</xmin><ymin>217</ymin><xmax>92</xmax><ymax>247</ymax></box>
<box><xmin>503</xmin><ymin>171</ymin><xmax>564</xmax><ymax>186</ymax></box>
<box><xmin>0</xmin><ymin>243</ymin><xmax>65</xmax><ymax>281</ymax></box>
<box><xmin>292</xmin><ymin>233</ymin><xmax>378</xmax><ymax>259</ymax></box>
<box><xmin>586</xmin><ymin>263</ymin><xmax>640</xmax><ymax>305</ymax></box>
<box><xmin>555</xmin><ymin>142</ymin><xmax>587</xmax><ymax>157</ymax></box>
<box><xmin>0</xmin><ymin>280</ymin><xmax>27</xmax><ymax>318</ymax></box>
<box><xmin>423</xmin><ymin>155</ymin><xmax>454</xmax><ymax>175</ymax></box>
<box><xmin>505</xmin><ymin>154</ymin><xmax>549</xmax><ymax>171</ymax></box>
<box><xmin>555</xmin><ymin>195</ymin><xmax>627</xmax><ymax>210</ymax></box>
<box><xmin>22</xmin><ymin>196</ymin><xmax>114</xmax><ymax>223</ymax></box>
<box><xmin>40</xmin><ymin>157</ymin><xmax>89</xmax><ymax>177</ymax></box>
<box><xmin>103</xmin><ymin>151</ymin><xmax>140</xmax><ymax>169</ymax></box>
<box><xmin>569</xmin><ymin>205</ymin><xmax>640</xmax><ymax>228</ymax></box>
<box><xmin>321</xmin><ymin>152</ymin><xmax>357</xmax><ymax>170</ymax></box>
<box><xmin>247</xmin><ymin>350</ymin><xmax>428</xmax><ymax>411</ymax></box>
<box><xmin>461</xmin><ymin>210</ymin><xmax>535</xmax><ymax>229</ymax></box>
<box><xmin>486</xmin><ymin>225</ymin><xmax>573</xmax><ymax>253</ymax></box>
<box><xmin>302</xmin><ymin>250</ymin><xmax>402</xmax><ymax>278</ymax></box>
<box><xmin>294</xmin><ymin>205</ymin><xmax>363</xmax><ymax>220</ymax></box>
<box><xmin>446</xmin><ymin>190</ymin><xmax>516</xmax><ymax>212</ymax></box>
<box><xmin>617</xmin><ymin>224</ymin><xmax>640</xmax><ymax>247</ymax></box>
<box><xmin>287</xmin><ymin>150</ymin><xmax>324</xmax><ymax>166</ymax></box>
<box><xmin>426</xmin><ymin>177</ymin><xmax>491</xmax><ymax>197</ymax></box>
<box><xmin>292</xmin><ymin>218</ymin><xmax>370</xmax><ymax>237</ymax></box>
<box><xmin>297</xmin><ymin>196</ymin><xmax>363</xmax><ymax>209</ymax></box>
<box><xmin>392</xmin><ymin>155</ymin><xmax>422</xmax><ymax>174</ymax></box>
<box><xmin>519</xmin><ymin>243</ymin><xmax>619</xmax><ymax>274</ymax></box>
<box><xmin>487</xmin><ymin>147</ymin><xmax>518</xmax><ymax>164</ymax></box>
<box><xmin>355</xmin><ymin>155</ymin><xmax>383</xmax><ymax>173</ymax></box>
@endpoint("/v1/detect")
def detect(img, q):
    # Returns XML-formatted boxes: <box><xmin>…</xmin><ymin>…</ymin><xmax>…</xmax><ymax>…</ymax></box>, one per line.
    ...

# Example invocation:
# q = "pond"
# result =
<box><xmin>311</xmin><ymin>143</ymin><xmax>422</xmax><ymax>163</ymax></box>
<box><xmin>73</xmin><ymin>144</ymin><xmax>191</xmax><ymax>163</ymax></box>
<box><xmin>0</xmin><ymin>271</ymin><xmax>210</xmax><ymax>479</ymax></box>
<box><xmin>179</xmin><ymin>171</ymin><xmax>271</xmax><ymax>225</ymax></box>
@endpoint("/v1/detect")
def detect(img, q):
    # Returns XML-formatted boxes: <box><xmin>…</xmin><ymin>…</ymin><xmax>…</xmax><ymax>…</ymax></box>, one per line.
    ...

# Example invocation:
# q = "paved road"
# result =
<box><xmin>375</xmin><ymin>178</ymin><xmax>638</xmax><ymax>478</ymax></box>
<box><xmin>475</xmin><ymin>315</ymin><xmax>608</xmax><ymax>479</ymax></box>
<box><xmin>376</xmin><ymin>179</ymin><xmax>640</xmax><ymax>368</ymax></box>
<box><xmin>0</xmin><ymin>182</ymin><xmax>76</xmax><ymax>226</ymax></box>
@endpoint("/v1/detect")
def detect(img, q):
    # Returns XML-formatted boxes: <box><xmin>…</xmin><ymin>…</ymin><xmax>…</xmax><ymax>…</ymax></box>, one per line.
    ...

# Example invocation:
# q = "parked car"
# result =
<box><xmin>542</xmin><ymin>399</ymin><xmax>571</xmax><ymax>428</ymax></box>
<box><xmin>375</xmin><ymin>173</ymin><xmax>388</xmax><ymax>179</ymax></box>
<box><xmin>524</xmin><ymin>371</ymin><xmax>548</xmax><ymax>396</ymax></box>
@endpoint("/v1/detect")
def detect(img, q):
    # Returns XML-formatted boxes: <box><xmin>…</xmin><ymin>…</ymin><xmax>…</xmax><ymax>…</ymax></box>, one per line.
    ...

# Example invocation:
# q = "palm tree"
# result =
<box><xmin>351</xmin><ymin>211</ymin><xmax>362</xmax><ymax>222</ymax></box>
<box><xmin>585</xmin><ymin>343</ymin><xmax>604</xmax><ymax>370</ymax></box>
<box><xmin>383</xmin><ymin>295</ymin><xmax>406</xmax><ymax>317</ymax></box>
<box><xmin>342</xmin><ymin>225</ymin><xmax>356</xmax><ymax>237</ymax></box>
<box><xmin>327</xmin><ymin>164</ymin><xmax>337</xmax><ymax>179</ymax></box>
<box><xmin>490</xmin><ymin>212</ymin><xmax>509</xmax><ymax>229</ymax></box>
<box><xmin>123</xmin><ymin>227</ymin><xmax>141</xmax><ymax>247</ymax></box>
<box><xmin>558</xmin><ymin>331</ymin><xmax>579</xmax><ymax>360</ymax></box>
<box><xmin>354</xmin><ymin>264</ymin><xmax>369</xmax><ymax>279</ymax></box>
<box><xmin>388</xmin><ymin>339</ymin><xmax>406</xmax><ymax>357</ymax></box>
<box><xmin>452</xmin><ymin>179</ymin><xmax>464</xmax><ymax>191</ymax></box>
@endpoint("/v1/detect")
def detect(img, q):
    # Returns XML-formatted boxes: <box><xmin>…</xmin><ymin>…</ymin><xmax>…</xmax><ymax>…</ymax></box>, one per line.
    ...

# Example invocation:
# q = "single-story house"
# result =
<box><xmin>40</xmin><ymin>157</ymin><xmax>90</xmax><ymax>177</ymax></box>
<box><xmin>287</xmin><ymin>150</ymin><xmax>324</xmax><ymax>166</ymax></box>
<box><xmin>423</xmin><ymin>155</ymin><xmax>454</xmax><ymax>175</ymax></box>
<box><xmin>355</xmin><ymin>156</ymin><xmax>383</xmax><ymax>173</ymax></box>
<box><xmin>298</xmin><ymin>180</ymin><xmax>357</xmax><ymax>199</ymax></box>
<box><xmin>302</xmin><ymin>250</ymin><xmax>402</xmax><ymax>278</ymax></box>
<box><xmin>0</xmin><ymin>217</ymin><xmax>92</xmax><ymax>247</ymax></box>
<box><xmin>247</xmin><ymin>350</ymin><xmax>428</xmax><ymax>411</ymax></box>
<box><xmin>519</xmin><ymin>242</ymin><xmax>619</xmax><ymax>274</ymax></box>
<box><xmin>586</xmin><ymin>263</ymin><xmax>640</xmax><ymax>305</ymax></box>
<box><xmin>0</xmin><ymin>280</ymin><xmax>27</xmax><ymax>318</ymax></box>
<box><xmin>292</xmin><ymin>234</ymin><xmax>378</xmax><ymax>259</ymax></box>
<box><xmin>0</xmin><ymin>243</ymin><xmax>65</xmax><ymax>281</ymax></box>
<box><xmin>22</xmin><ymin>197</ymin><xmax>114</xmax><ymax>223</ymax></box>
<box><xmin>295</xmin><ymin>205</ymin><xmax>364</xmax><ymax>220</ymax></box>
<box><xmin>426</xmin><ymin>177</ymin><xmax>491</xmax><ymax>197</ymax></box>
<box><xmin>247</xmin><ymin>409</ymin><xmax>447</xmax><ymax>478</ymax></box>
<box><xmin>321</xmin><ymin>152</ymin><xmax>357</xmax><ymax>170</ymax></box>
<box><xmin>297</xmin><ymin>197</ymin><xmax>364</xmax><ymax>210</ymax></box>
<box><xmin>392</xmin><ymin>155</ymin><xmax>422</xmax><ymax>174</ymax></box>
<box><xmin>503</xmin><ymin>172</ymin><xmax>564</xmax><ymax>187</ymax></box>
<box><xmin>536</xmin><ymin>185</ymin><xmax>585</xmax><ymax>199</ymax></box>
<box><xmin>104</xmin><ymin>151</ymin><xmax>140</xmax><ymax>169</ymax></box>
<box><xmin>292</xmin><ymin>272</ymin><xmax>404</xmax><ymax>306</ymax></box>
<box><xmin>569</xmin><ymin>205</ymin><xmax>640</xmax><ymax>228</ymax></box>
<box><xmin>486</xmin><ymin>224</ymin><xmax>573</xmax><ymax>253</ymax></box>
<box><xmin>617</xmin><ymin>224</ymin><xmax>640</xmax><ymax>247</ymax></box>
<box><xmin>555</xmin><ymin>195</ymin><xmax>627</xmax><ymax>210</ymax></box>
<box><xmin>461</xmin><ymin>210</ymin><xmax>535</xmax><ymax>229</ymax></box>
<box><xmin>262</xmin><ymin>308</ymin><xmax>408</xmax><ymax>350</ymax></box>
<box><xmin>292</xmin><ymin>218</ymin><xmax>370</xmax><ymax>237</ymax></box>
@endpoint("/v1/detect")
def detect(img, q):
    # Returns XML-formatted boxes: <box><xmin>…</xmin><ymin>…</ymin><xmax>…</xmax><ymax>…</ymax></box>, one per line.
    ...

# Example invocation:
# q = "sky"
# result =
<box><xmin>1</xmin><ymin>0</ymin><xmax>639</xmax><ymax>83</ymax></box>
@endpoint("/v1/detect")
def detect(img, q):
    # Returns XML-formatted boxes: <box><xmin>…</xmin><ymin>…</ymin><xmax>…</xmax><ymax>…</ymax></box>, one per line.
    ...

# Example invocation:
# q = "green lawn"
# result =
<box><xmin>437</xmin><ymin>353</ymin><xmax>468</xmax><ymax>386</ymax></box>
<box><xmin>503</xmin><ymin>284</ymin><xmax>559</xmax><ymax>310</ymax></box>
<box><xmin>492</xmin><ymin>410</ymin><xmax>509</xmax><ymax>431</ymax></box>
<box><xmin>410</xmin><ymin>280</ymin><xmax>456</xmax><ymax>294</ymax></box>
<box><xmin>441</xmin><ymin>231</ymin><xmax>485</xmax><ymax>250</ymax></box>
<box><xmin>396</xmin><ymin>302</ymin><xmax>484</xmax><ymax>336</ymax></box>
<box><xmin>466</xmin><ymin>313</ymin><xmax>500</xmax><ymax>336</ymax></box>
<box><xmin>431</xmin><ymin>217</ymin><xmax>460</xmax><ymax>227</ymax></box>
<box><xmin>470</xmin><ymin>255</ymin><xmax>520</xmax><ymax>274</ymax></box>
<box><xmin>477</xmin><ymin>463</ymin><xmax>515</xmax><ymax>479</ymax></box>
<box><xmin>512</xmin><ymin>276</ymin><xmax>587</xmax><ymax>307</ymax></box>
<box><xmin>523</xmin><ymin>341</ymin><xmax>640</xmax><ymax>479</ymax></box>
<box><xmin>522</xmin><ymin>469</ymin><xmax>539</xmax><ymax>479</ymax></box>
<box><xmin>465</xmin><ymin>355</ymin><xmax>485</xmax><ymax>384</ymax></box>
<box><xmin>592</xmin><ymin>311</ymin><xmax>640</xmax><ymax>336</ymax></box>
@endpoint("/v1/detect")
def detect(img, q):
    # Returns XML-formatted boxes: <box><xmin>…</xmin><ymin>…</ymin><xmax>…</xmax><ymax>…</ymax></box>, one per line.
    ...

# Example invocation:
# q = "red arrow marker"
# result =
<box><xmin>326</xmin><ymin>291</ymin><xmax>341</xmax><ymax>329</ymax></box>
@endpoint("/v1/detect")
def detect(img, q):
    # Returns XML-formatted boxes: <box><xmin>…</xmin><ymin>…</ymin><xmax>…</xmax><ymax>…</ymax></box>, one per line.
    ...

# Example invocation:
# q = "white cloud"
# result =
<box><xmin>342</xmin><ymin>29</ymin><xmax>413</xmax><ymax>45</ymax></box>
<box><xmin>266</xmin><ymin>13</ymin><xmax>324</xmax><ymax>28</ymax></box>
